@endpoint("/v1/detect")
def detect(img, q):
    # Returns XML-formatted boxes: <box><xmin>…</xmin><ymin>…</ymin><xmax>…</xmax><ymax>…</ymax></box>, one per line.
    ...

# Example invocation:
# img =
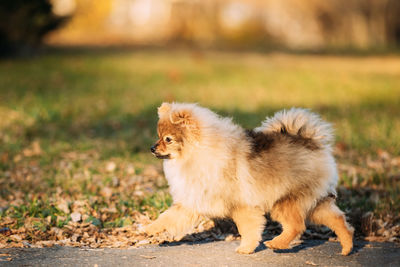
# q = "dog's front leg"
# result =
<box><xmin>232</xmin><ymin>206</ymin><xmax>266</xmax><ymax>254</ymax></box>
<box><xmin>142</xmin><ymin>203</ymin><xmax>201</xmax><ymax>241</ymax></box>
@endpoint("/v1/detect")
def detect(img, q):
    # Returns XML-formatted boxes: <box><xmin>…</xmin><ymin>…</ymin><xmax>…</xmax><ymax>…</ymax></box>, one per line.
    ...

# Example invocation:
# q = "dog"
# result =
<box><xmin>144</xmin><ymin>102</ymin><xmax>354</xmax><ymax>255</ymax></box>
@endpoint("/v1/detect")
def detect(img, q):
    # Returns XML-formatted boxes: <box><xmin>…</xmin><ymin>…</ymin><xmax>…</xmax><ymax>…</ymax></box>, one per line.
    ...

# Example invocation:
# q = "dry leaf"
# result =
<box><xmin>126</xmin><ymin>164</ymin><xmax>135</xmax><ymax>175</ymax></box>
<box><xmin>10</xmin><ymin>234</ymin><xmax>22</xmax><ymax>241</ymax></box>
<box><xmin>100</xmin><ymin>187</ymin><xmax>112</xmax><ymax>198</ymax></box>
<box><xmin>106</xmin><ymin>162</ymin><xmax>116</xmax><ymax>172</ymax></box>
<box><xmin>71</xmin><ymin>212</ymin><xmax>82</xmax><ymax>223</ymax></box>
<box><xmin>137</xmin><ymin>240</ymin><xmax>150</xmax><ymax>245</ymax></box>
<box><xmin>0</xmin><ymin>227</ymin><xmax>11</xmax><ymax>235</ymax></box>
<box><xmin>140</xmin><ymin>255</ymin><xmax>156</xmax><ymax>259</ymax></box>
<box><xmin>305</xmin><ymin>260</ymin><xmax>317</xmax><ymax>266</ymax></box>
<box><xmin>57</xmin><ymin>201</ymin><xmax>70</xmax><ymax>214</ymax></box>
<box><xmin>23</xmin><ymin>141</ymin><xmax>41</xmax><ymax>157</ymax></box>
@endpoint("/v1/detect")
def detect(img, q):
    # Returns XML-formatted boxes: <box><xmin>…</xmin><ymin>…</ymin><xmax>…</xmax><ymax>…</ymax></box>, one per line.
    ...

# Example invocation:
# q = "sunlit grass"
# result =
<box><xmin>1</xmin><ymin>50</ymin><xmax>399</xmax><ymax>157</ymax></box>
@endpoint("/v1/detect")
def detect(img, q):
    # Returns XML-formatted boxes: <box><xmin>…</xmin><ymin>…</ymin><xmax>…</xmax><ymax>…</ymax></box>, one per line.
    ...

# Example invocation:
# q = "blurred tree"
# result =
<box><xmin>386</xmin><ymin>0</ymin><xmax>400</xmax><ymax>45</ymax></box>
<box><xmin>0</xmin><ymin>0</ymin><xmax>68</xmax><ymax>56</ymax></box>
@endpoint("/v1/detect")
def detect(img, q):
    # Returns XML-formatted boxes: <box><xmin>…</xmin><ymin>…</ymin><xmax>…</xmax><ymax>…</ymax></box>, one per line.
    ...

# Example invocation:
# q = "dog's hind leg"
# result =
<box><xmin>231</xmin><ymin>206</ymin><xmax>266</xmax><ymax>254</ymax></box>
<box><xmin>264</xmin><ymin>197</ymin><xmax>306</xmax><ymax>250</ymax></box>
<box><xmin>308</xmin><ymin>198</ymin><xmax>354</xmax><ymax>255</ymax></box>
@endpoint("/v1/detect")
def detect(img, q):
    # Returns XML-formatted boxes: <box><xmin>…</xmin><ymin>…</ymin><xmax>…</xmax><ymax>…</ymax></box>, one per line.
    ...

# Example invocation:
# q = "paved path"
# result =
<box><xmin>1</xmin><ymin>240</ymin><xmax>399</xmax><ymax>267</ymax></box>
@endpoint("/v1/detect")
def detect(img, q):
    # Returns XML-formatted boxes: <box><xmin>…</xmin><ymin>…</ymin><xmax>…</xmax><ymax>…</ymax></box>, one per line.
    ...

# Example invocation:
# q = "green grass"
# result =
<box><xmin>0</xmin><ymin>49</ymin><xmax>399</xmax><ymax>240</ymax></box>
<box><xmin>1</xmin><ymin>50</ymin><xmax>399</xmax><ymax>156</ymax></box>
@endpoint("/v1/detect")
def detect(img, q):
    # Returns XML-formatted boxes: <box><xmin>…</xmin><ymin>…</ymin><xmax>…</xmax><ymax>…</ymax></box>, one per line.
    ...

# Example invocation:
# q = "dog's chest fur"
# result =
<box><xmin>163</xmin><ymin>158</ymin><xmax>232</xmax><ymax>217</ymax></box>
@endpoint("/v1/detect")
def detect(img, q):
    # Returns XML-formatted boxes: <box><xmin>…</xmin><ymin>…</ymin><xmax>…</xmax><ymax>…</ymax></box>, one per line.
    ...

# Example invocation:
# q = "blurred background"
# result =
<box><xmin>2</xmin><ymin>0</ymin><xmax>400</xmax><ymax>55</ymax></box>
<box><xmin>0</xmin><ymin>0</ymin><xmax>399</xmax><ymax>248</ymax></box>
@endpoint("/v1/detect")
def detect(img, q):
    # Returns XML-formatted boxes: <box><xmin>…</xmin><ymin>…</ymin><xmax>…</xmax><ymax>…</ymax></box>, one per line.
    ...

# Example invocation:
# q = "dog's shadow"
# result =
<box><xmin>258</xmin><ymin>239</ymin><xmax>326</xmax><ymax>254</ymax></box>
<box><xmin>160</xmin><ymin>235</ymin><xmax>324</xmax><ymax>253</ymax></box>
<box><xmin>159</xmin><ymin>238</ymin><xmax>221</xmax><ymax>248</ymax></box>
<box><xmin>158</xmin><ymin>218</ymin><xmax>363</xmax><ymax>255</ymax></box>
<box><xmin>258</xmin><ymin>238</ymin><xmax>365</xmax><ymax>255</ymax></box>
<box><xmin>160</xmin><ymin>237</ymin><xmax>325</xmax><ymax>253</ymax></box>
<box><xmin>160</xmin><ymin>236</ymin><xmax>364</xmax><ymax>256</ymax></box>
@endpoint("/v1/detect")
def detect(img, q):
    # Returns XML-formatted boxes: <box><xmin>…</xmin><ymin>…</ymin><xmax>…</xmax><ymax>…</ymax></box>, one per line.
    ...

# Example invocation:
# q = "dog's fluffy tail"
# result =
<box><xmin>255</xmin><ymin>108</ymin><xmax>334</xmax><ymax>149</ymax></box>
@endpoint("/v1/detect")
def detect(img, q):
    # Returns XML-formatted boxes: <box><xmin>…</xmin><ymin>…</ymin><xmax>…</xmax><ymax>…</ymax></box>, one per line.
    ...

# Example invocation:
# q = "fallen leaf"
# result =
<box><xmin>10</xmin><ymin>234</ymin><xmax>22</xmax><ymax>241</ymax></box>
<box><xmin>71</xmin><ymin>212</ymin><xmax>82</xmax><ymax>223</ymax></box>
<box><xmin>106</xmin><ymin>162</ymin><xmax>116</xmax><ymax>172</ymax></box>
<box><xmin>137</xmin><ymin>240</ymin><xmax>150</xmax><ymax>245</ymax></box>
<box><xmin>126</xmin><ymin>164</ymin><xmax>135</xmax><ymax>175</ymax></box>
<box><xmin>305</xmin><ymin>260</ymin><xmax>317</xmax><ymax>266</ymax></box>
<box><xmin>57</xmin><ymin>201</ymin><xmax>70</xmax><ymax>214</ymax></box>
<box><xmin>23</xmin><ymin>141</ymin><xmax>41</xmax><ymax>157</ymax></box>
<box><xmin>0</xmin><ymin>227</ymin><xmax>11</xmax><ymax>235</ymax></box>
<box><xmin>100</xmin><ymin>187</ymin><xmax>112</xmax><ymax>198</ymax></box>
<box><xmin>140</xmin><ymin>255</ymin><xmax>156</xmax><ymax>259</ymax></box>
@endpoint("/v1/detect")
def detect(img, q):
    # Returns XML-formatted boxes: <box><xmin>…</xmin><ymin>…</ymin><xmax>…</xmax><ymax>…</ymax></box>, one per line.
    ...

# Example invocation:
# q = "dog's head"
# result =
<box><xmin>151</xmin><ymin>103</ymin><xmax>200</xmax><ymax>159</ymax></box>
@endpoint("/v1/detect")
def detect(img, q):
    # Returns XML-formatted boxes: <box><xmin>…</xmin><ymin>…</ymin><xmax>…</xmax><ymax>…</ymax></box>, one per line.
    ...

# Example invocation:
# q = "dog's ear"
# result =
<box><xmin>170</xmin><ymin>109</ymin><xmax>195</xmax><ymax>126</ymax></box>
<box><xmin>170</xmin><ymin>109</ymin><xmax>200</xmax><ymax>139</ymax></box>
<box><xmin>158</xmin><ymin>102</ymin><xmax>171</xmax><ymax>118</ymax></box>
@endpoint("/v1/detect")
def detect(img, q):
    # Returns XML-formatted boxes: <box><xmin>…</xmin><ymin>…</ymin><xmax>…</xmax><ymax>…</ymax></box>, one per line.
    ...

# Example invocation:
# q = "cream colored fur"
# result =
<box><xmin>255</xmin><ymin>107</ymin><xmax>334</xmax><ymax>148</ymax></box>
<box><xmin>144</xmin><ymin>103</ymin><xmax>353</xmax><ymax>255</ymax></box>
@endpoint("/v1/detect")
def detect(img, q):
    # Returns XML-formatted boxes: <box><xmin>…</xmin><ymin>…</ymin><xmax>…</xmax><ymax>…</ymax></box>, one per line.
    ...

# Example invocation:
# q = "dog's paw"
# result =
<box><xmin>235</xmin><ymin>240</ymin><xmax>258</xmax><ymax>254</ymax></box>
<box><xmin>141</xmin><ymin>223</ymin><xmax>164</xmax><ymax>236</ymax></box>
<box><xmin>263</xmin><ymin>240</ymin><xmax>290</xmax><ymax>250</ymax></box>
<box><xmin>235</xmin><ymin>245</ymin><xmax>255</xmax><ymax>254</ymax></box>
<box><xmin>341</xmin><ymin>246</ymin><xmax>352</xmax><ymax>256</ymax></box>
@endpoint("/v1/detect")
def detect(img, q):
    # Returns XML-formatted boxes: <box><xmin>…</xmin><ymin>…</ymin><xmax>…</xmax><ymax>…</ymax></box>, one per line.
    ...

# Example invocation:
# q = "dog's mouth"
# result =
<box><xmin>153</xmin><ymin>153</ymin><xmax>171</xmax><ymax>159</ymax></box>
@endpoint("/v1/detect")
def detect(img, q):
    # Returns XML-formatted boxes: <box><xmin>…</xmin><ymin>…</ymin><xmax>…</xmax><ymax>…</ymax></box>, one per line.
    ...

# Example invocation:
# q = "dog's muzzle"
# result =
<box><xmin>150</xmin><ymin>144</ymin><xmax>157</xmax><ymax>153</ymax></box>
<box><xmin>150</xmin><ymin>144</ymin><xmax>170</xmax><ymax>159</ymax></box>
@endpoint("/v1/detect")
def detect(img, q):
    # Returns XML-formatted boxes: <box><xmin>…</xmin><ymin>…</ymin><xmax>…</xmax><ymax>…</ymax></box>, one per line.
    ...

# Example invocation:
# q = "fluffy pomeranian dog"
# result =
<box><xmin>144</xmin><ymin>102</ymin><xmax>354</xmax><ymax>255</ymax></box>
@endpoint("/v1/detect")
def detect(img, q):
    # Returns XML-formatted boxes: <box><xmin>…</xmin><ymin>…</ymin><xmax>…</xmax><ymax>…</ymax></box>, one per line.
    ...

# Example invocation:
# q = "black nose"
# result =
<box><xmin>150</xmin><ymin>145</ymin><xmax>157</xmax><ymax>153</ymax></box>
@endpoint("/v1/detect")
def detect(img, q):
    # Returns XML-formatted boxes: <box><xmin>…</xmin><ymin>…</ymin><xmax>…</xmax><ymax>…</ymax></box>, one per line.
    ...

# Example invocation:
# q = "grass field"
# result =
<box><xmin>0</xmin><ymin>49</ymin><xmax>399</xmax><ymax>247</ymax></box>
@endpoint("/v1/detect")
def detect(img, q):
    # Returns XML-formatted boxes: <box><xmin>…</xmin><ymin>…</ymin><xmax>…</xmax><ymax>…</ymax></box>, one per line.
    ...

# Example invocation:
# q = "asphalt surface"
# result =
<box><xmin>0</xmin><ymin>240</ymin><xmax>399</xmax><ymax>267</ymax></box>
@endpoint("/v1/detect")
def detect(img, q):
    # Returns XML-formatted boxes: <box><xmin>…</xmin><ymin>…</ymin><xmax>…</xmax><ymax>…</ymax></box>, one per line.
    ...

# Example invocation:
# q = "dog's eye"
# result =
<box><xmin>165</xmin><ymin>137</ymin><xmax>172</xmax><ymax>143</ymax></box>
